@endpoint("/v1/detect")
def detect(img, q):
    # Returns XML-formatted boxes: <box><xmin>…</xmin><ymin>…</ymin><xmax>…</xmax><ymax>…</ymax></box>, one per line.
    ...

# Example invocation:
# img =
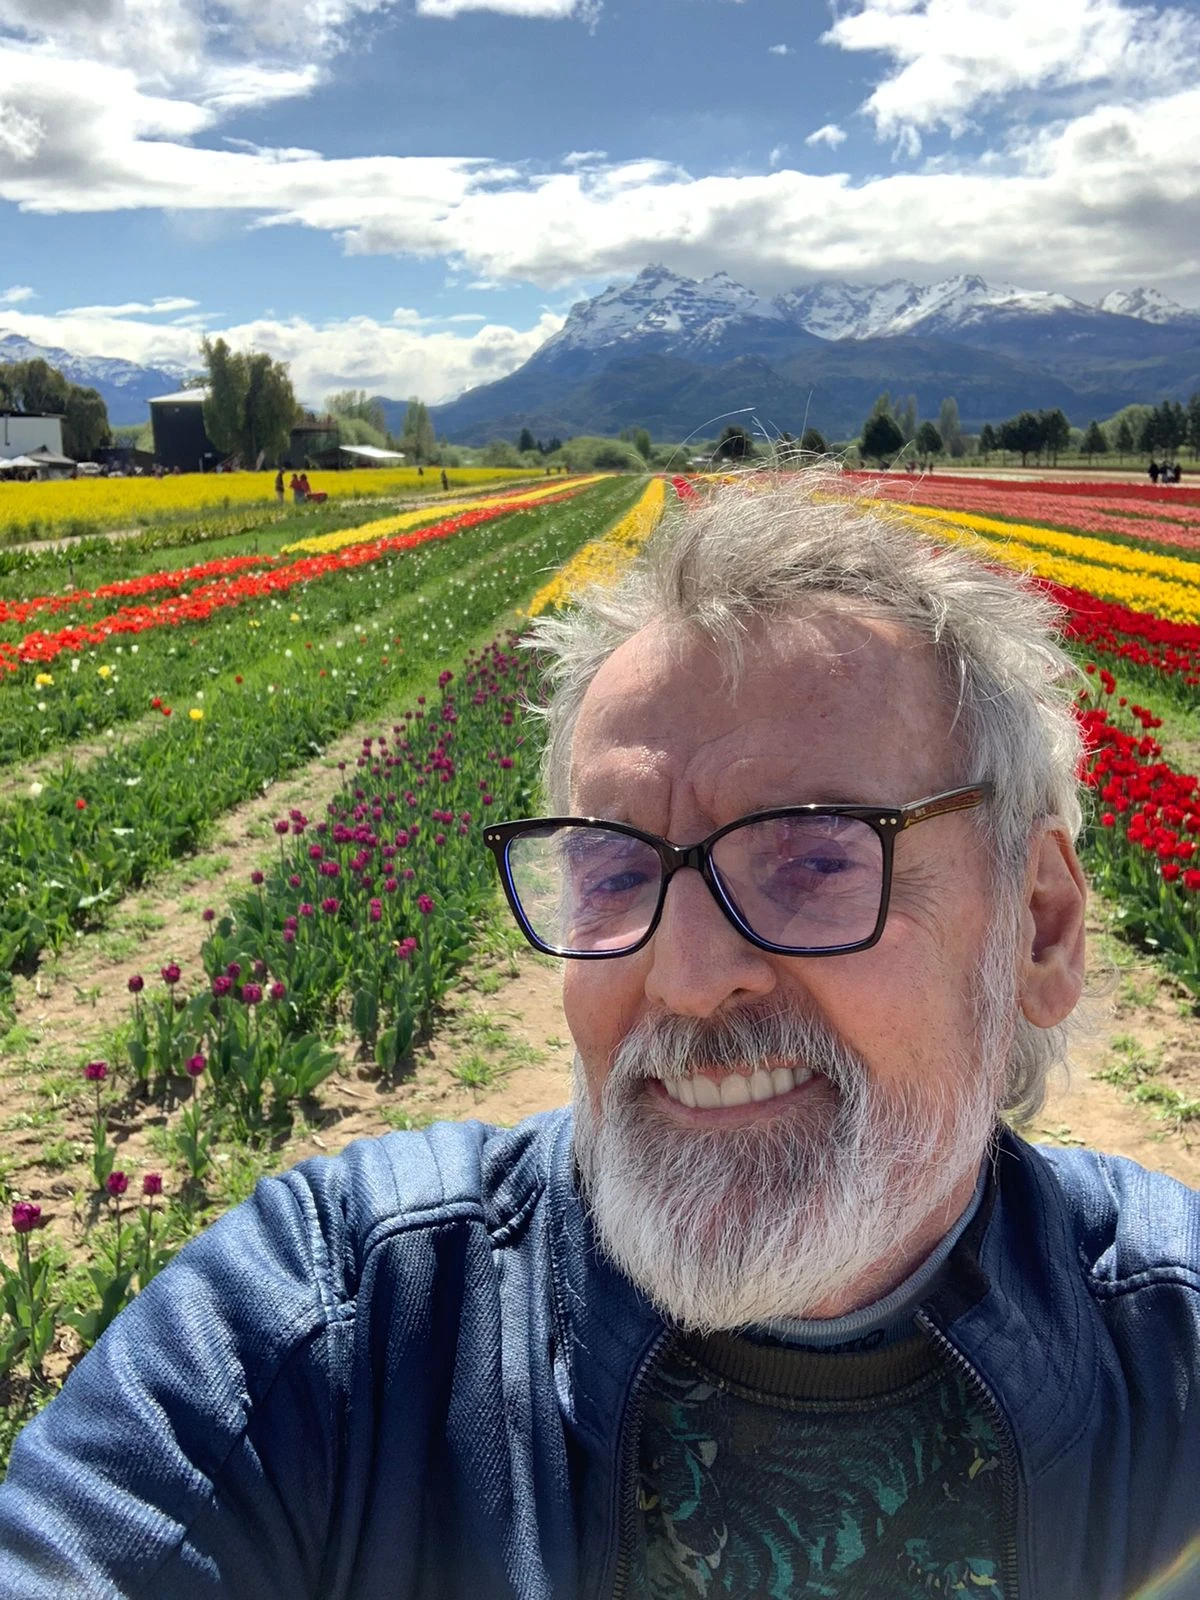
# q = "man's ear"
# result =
<box><xmin>1017</xmin><ymin>823</ymin><xmax>1088</xmax><ymax>1028</ymax></box>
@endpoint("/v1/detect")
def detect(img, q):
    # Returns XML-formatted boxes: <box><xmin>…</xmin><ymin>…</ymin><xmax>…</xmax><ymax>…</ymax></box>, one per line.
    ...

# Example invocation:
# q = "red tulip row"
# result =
<box><xmin>1</xmin><ymin>486</ymin><xmax>586</xmax><ymax>672</ymax></box>
<box><xmin>851</xmin><ymin>471</ymin><xmax>1200</xmax><ymax>508</ymax></box>
<box><xmin>1044</xmin><ymin>580</ymin><xmax>1200</xmax><ymax>690</ymax></box>
<box><xmin>861</xmin><ymin>478</ymin><xmax>1200</xmax><ymax>550</ymax></box>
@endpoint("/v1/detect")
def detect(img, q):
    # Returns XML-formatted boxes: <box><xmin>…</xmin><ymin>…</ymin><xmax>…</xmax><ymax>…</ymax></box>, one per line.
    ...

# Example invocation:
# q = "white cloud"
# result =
<box><xmin>6</xmin><ymin>60</ymin><xmax>1200</xmax><ymax>302</ymax></box>
<box><xmin>767</xmin><ymin>42</ymin><xmax>791</xmax><ymax>55</ymax></box>
<box><xmin>0</xmin><ymin>303</ymin><xmax>566</xmax><ymax>406</ymax></box>
<box><xmin>415</xmin><ymin>0</ymin><xmax>598</xmax><ymax>16</ymax></box>
<box><xmin>804</xmin><ymin>123</ymin><xmax>847</xmax><ymax>149</ymax></box>
<box><xmin>767</xmin><ymin>144</ymin><xmax>787</xmax><ymax>168</ymax></box>
<box><xmin>0</xmin><ymin>284</ymin><xmax>34</xmax><ymax>304</ymax></box>
<box><xmin>60</xmin><ymin>296</ymin><xmax>199</xmax><ymax>316</ymax></box>
<box><xmin>823</xmin><ymin>0</ymin><xmax>1200</xmax><ymax>142</ymax></box>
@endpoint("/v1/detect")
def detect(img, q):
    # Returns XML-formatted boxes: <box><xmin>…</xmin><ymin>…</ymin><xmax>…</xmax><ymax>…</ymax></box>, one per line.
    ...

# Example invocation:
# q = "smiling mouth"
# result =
<box><xmin>660</xmin><ymin>1065</ymin><xmax>815</xmax><ymax>1109</ymax></box>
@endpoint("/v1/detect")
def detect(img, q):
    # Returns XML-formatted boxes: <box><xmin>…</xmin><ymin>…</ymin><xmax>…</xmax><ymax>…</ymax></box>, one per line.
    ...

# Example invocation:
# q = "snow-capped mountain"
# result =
<box><xmin>0</xmin><ymin>334</ymin><xmax>194</xmax><ymax>426</ymax></box>
<box><xmin>1095</xmin><ymin>287</ymin><xmax>1200</xmax><ymax>326</ymax></box>
<box><xmin>531</xmin><ymin>264</ymin><xmax>787</xmax><ymax>368</ymax></box>
<box><xmin>531</xmin><ymin>266</ymin><xmax>1200</xmax><ymax>372</ymax></box>
<box><xmin>433</xmin><ymin>265</ymin><xmax>1200</xmax><ymax>444</ymax></box>
<box><xmin>780</xmin><ymin>274</ymin><xmax>1117</xmax><ymax>340</ymax></box>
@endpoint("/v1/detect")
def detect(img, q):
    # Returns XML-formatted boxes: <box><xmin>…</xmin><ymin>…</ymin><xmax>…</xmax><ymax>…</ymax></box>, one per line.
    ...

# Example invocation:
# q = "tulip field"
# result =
<box><xmin>867</xmin><ymin>472</ymin><xmax>1200</xmax><ymax>992</ymax></box>
<box><xmin>0</xmin><ymin>463</ymin><xmax>1197</xmax><ymax>1464</ymax></box>
<box><xmin>0</xmin><ymin>464</ymin><xmax>539</xmax><ymax>543</ymax></box>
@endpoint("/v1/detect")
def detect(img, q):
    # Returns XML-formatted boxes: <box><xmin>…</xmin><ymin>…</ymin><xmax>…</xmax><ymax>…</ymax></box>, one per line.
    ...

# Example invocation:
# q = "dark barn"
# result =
<box><xmin>149</xmin><ymin>390</ymin><xmax>219</xmax><ymax>472</ymax></box>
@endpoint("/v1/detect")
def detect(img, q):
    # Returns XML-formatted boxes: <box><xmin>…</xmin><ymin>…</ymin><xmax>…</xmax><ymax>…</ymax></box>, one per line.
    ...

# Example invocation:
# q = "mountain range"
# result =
<box><xmin>5</xmin><ymin>267</ymin><xmax>1200</xmax><ymax>443</ymax></box>
<box><xmin>424</xmin><ymin>267</ymin><xmax>1200</xmax><ymax>443</ymax></box>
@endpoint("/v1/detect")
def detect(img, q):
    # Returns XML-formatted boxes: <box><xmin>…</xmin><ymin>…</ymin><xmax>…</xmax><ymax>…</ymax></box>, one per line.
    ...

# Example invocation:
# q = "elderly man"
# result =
<box><xmin>0</xmin><ymin>480</ymin><xmax>1197</xmax><ymax>1599</ymax></box>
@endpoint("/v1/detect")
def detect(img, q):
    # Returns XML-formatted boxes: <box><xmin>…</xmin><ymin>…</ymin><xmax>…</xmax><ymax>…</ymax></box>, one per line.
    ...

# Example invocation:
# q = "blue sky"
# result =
<box><xmin>3</xmin><ymin>0</ymin><xmax>1200</xmax><ymax>403</ymax></box>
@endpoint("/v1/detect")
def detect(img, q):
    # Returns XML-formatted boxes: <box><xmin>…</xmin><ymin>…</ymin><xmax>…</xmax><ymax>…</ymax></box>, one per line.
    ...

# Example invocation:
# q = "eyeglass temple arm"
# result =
<box><xmin>897</xmin><ymin>784</ymin><xmax>991</xmax><ymax>830</ymax></box>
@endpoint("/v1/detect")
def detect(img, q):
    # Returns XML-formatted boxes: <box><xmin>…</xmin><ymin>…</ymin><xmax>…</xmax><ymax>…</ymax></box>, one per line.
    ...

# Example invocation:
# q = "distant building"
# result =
<box><xmin>149</xmin><ymin>388</ymin><xmax>218</xmax><ymax>472</ymax></box>
<box><xmin>1</xmin><ymin>412</ymin><xmax>64</xmax><ymax>458</ymax></box>
<box><xmin>289</xmin><ymin>413</ymin><xmax>340</xmax><ymax>468</ymax></box>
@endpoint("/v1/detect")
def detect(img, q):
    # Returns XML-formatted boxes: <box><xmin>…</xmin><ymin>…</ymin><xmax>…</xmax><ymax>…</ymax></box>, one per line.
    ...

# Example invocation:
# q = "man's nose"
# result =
<box><xmin>643</xmin><ymin>866</ymin><xmax>777</xmax><ymax>1017</ymax></box>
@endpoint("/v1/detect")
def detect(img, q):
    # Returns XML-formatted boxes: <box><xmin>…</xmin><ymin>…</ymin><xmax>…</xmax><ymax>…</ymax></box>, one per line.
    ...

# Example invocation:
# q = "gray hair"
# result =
<box><xmin>528</xmin><ymin>471</ymin><xmax>1085</xmax><ymax>1122</ymax></box>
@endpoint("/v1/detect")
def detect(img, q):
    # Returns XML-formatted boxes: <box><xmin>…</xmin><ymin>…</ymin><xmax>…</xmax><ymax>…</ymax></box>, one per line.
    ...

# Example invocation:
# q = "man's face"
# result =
<box><xmin>565</xmin><ymin>610</ymin><xmax>1011</xmax><ymax>1329</ymax></box>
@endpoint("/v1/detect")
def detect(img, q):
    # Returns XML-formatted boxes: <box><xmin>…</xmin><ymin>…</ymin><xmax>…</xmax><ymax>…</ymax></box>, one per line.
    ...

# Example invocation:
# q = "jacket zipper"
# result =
<box><xmin>916</xmin><ymin>1309</ymin><xmax>1022</xmax><ymax>1599</ymax></box>
<box><xmin>608</xmin><ymin>1329</ymin><xmax>674</xmax><ymax>1600</ymax></box>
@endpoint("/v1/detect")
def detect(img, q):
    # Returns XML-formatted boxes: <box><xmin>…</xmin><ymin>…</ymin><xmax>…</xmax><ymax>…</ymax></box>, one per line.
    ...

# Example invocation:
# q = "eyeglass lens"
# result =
<box><xmin>504</xmin><ymin>816</ymin><xmax>885</xmax><ymax>954</ymax></box>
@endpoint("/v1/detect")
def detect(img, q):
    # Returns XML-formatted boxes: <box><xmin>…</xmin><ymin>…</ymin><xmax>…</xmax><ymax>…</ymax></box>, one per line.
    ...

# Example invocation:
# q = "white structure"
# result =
<box><xmin>338</xmin><ymin>444</ymin><xmax>406</xmax><ymax>463</ymax></box>
<box><xmin>0</xmin><ymin>413</ymin><xmax>64</xmax><ymax>457</ymax></box>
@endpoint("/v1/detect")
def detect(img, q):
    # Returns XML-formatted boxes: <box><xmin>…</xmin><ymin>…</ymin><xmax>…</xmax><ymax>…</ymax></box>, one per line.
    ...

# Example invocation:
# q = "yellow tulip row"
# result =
<box><xmin>0</xmin><ymin>466</ymin><xmax>537</xmax><ymax>537</ymax></box>
<box><xmin>901</xmin><ymin>507</ymin><xmax>1200</xmax><ymax>624</ymax></box>
<box><xmin>525</xmin><ymin>477</ymin><xmax>667</xmax><ymax>617</ymax></box>
<box><xmin>892</xmin><ymin>500</ymin><xmax>1200</xmax><ymax>593</ymax></box>
<box><xmin>282</xmin><ymin>476</ymin><xmax>608</xmax><ymax>557</ymax></box>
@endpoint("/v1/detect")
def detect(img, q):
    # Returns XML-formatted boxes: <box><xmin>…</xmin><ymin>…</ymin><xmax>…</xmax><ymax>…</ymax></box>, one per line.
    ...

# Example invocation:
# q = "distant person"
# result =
<box><xmin>299</xmin><ymin>473</ymin><xmax>312</xmax><ymax>502</ymax></box>
<box><xmin>290</xmin><ymin>473</ymin><xmax>303</xmax><ymax>505</ymax></box>
<box><xmin>440</xmin><ymin>468</ymin><xmax>449</xmax><ymax>492</ymax></box>
<box><xmin>274</xmin><ymin>469</ymin><xmax>285</xmax><ymax>504</ymax></box>
<box><xmin>1149</xmin><ymin>459</ymin><xmax>1161</xmax><ymax>484</ymax></box>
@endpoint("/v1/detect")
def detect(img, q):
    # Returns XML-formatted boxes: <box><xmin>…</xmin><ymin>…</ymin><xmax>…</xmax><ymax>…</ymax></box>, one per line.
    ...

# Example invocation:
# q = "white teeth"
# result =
<box><xmin>691</xmin><ymin>1075</ymin><xmax>722</xmax><ymax>1109</ymax></box>
<box><xmin>661</xmin><ymin>1066</ymin><xmax>813</xmax><ymax>1110</ymax></box>
<box><xmin>718</xmin><ymin>1073</ymin><xmax>752</xmax><ymax>1107</ymax></box>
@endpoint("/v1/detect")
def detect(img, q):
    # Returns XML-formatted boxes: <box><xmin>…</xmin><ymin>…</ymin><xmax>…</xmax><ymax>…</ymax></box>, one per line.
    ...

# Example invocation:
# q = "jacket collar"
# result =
<box><xmin>925</xmin><ymin>1127</ymin><xmax>1101</xmax><ymax>1477</ymax></box>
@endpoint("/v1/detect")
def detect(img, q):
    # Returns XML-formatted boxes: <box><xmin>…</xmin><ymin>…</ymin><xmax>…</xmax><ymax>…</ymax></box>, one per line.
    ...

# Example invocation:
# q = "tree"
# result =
<box><xmin>326</xmin><ymin>389</ymin><xmax>386</xmax><ymax>434</ymax></box>
<box><xmin>861</xmin><ymin>412</ymin><xmax>905</xmax><ymax>464</ymax></box>
<box><xmin>401</xmin><ymin>400</ymin><xmax>437</xmax><ymax>464</ymax></box>
<box><xmin>998</xmin><ymin>411</ymin><xmax>1045</xmax><ymax>468</ymax></box>
<box><xmin>977</xmin><ymin>423</ymin><xmax>997</xmax><ymax>459</ymax></box>
<box><xmin>517</xmin><ymin>427</ymin><xmax>537</xmax><ymax>455</ymax></box>
<box><xmin>200</xmin><ymin>339</ymin><xmax>298</xmax><ymax>465</ymax></box>
<box><xmin>915</xmin><ymin>421</ymin><xmax>942</xmax><ymax>461</ymax></box>
<box><xmin>62</xmin><ymin>386</ymin><xmax>111</xmax><ymax>460</ymax></box>
<box><xmin>1188</xmin><ymin>392</ymin><xmax>1200</xmax><ymax>461</ymax></box>
<box><xmin>243</xmin><ymin>352</ymin><xmax>299</xmax><ymax>465</ymax></box>
<box><xmin>632</xmin><ymin>427</ymin><xmax>653</xmax><ymax>462</ymax></box>
<box><xmin>3</xmin><ymin>358</ymin><xmax>69</xmax><ymax>416</ymax></box>
<box><xmin>1081</xmin><ymin>420</ymin><xmax>1108</xmax><ymax>459</ymax></box>
<box><xmin>201</xmin><ymin>338</ymin><xmax>250</xmax><ymax>459</ymax></box>
<box><xmin>896</xmin><ymin>394</ymin><xmax>918</xmax><ymax>444</ymax></box>
<box><xmin>716</xmin><ymin>424</ymin><xmax>755</xmax><ymax>461</ymax></box>
<box><xmin>937</xmin><ymin>397</ymin><xmax>965</xmax><ymax>457</ymax></box>
<box><xmin>1114</xmin><ymin>416</ymin><xmax>1135</xmax><ymax>459</ymax></box>
<box><xmin>1039</xmin><ymin>408</ymin><xmax>1071</xmax><ymax>466</ymax></box>
<box><xmin>799</xmin><ymin>427</ymin><xmax>828</xmax><ymax>454</ymax></box>
<box><xmin>481</xmin><ymin>438</ymin><xmax>521</xmax><ymax>467</ymax></box>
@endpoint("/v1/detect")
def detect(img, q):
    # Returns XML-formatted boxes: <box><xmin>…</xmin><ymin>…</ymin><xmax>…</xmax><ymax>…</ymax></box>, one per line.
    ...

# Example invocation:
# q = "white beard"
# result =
<box><xmin>572</xmin><ymin>988</ymin><xmax>1006</xmax><ymax>1333</ymax></box>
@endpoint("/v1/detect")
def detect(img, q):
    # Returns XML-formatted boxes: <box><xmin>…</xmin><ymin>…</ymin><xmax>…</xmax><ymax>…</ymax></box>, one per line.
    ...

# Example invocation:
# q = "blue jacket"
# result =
<box><xmin>0</xmin><ymin>1109</ymin><xmax>1197</xmax><ymax>1599</ymax></box>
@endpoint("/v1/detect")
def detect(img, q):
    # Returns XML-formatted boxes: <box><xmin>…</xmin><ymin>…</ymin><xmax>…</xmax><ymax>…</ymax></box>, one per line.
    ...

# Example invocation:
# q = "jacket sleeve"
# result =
<box><xmin>0</xmin><ymin>1165</ymin><xmax>351</xmax><ymax>1599</ymax></box>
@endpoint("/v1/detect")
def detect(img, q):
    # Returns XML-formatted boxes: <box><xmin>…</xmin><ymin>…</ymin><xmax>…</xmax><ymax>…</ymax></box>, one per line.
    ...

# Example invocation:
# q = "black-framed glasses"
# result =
<box><xmin>484</xmin><ymin>784</ymin><xmax>991</xmax><ymax>959</ymax></box>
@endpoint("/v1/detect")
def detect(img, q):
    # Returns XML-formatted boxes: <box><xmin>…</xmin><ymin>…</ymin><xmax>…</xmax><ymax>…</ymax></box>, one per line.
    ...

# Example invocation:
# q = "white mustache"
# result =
<box><xmin>607</xmin><ymin>1002</ymin><xmax>868</xmax><ymax>1092</ymax></box>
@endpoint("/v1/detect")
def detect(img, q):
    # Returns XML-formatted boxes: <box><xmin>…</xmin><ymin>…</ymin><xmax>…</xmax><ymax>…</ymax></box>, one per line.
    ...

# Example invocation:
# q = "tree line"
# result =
<box><xmin>858</xmin><ymin>391</ymin><xmax>1200</xmax><ymax>468</ymax></box>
